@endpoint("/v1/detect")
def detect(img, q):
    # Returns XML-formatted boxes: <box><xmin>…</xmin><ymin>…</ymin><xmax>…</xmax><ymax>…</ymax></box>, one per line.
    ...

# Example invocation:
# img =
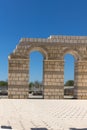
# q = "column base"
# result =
<box><xmin>44</xmin><ymin>85</ymin><xmax>64</xmax><ymax>99</ymax></box>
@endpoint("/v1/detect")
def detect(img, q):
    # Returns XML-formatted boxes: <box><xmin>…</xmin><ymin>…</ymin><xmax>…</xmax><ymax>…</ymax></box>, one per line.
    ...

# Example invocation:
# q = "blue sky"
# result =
<box><xmin>0</xmin><ymin>0</ymin><xmax>87</xmax><ymax>82</ymax></box>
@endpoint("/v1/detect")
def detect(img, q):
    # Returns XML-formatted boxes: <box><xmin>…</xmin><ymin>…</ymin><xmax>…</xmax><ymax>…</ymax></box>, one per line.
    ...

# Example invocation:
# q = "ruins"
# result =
<box><xmin>8</xmin><ymin>35</ymin><xmax>87</xmax><ymax>99</ymax></box>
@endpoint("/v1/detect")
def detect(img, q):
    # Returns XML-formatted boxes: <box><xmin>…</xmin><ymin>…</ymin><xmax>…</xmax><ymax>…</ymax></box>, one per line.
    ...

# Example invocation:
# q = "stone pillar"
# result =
<box><xmin>43</xmin><ymin>60</ymin><xmax>64</xmax><ymax>99</ymax></box>
<box><xmin>8</xmin><ymin>58</ymin><xmax>29</xmax><ymax>99</ymax></box>
<box><xmin>75</xmin><ymin>61</ymin><xmax>87</xmax><ymax>99</ymax></box>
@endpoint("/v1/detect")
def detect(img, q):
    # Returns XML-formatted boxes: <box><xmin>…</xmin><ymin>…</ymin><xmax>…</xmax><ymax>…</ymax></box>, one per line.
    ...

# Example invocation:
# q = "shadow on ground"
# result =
<box><xmin>1</xmin><ymin>125</ymin><xmax>12</xmax><ymax>129</ymax></box>
<box><xmin>70</xmin><ymin>128</ymin><xmax>87</xmax><ymax>130</ymax></box>
<box><xmin>31</xmin><ymin>128</ymin><xmax>48</xmax><ymax>130</ymax></box>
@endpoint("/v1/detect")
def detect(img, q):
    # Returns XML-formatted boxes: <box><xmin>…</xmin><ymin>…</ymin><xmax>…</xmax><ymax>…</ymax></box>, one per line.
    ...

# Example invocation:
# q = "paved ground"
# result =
<box><xmin>0</xmin><ymin>100</ymin><xmax>87</xmax><ymax>130</ymax></box>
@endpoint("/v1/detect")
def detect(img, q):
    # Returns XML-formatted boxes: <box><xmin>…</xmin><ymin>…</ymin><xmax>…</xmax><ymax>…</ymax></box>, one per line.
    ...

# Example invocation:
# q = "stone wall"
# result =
<box><xmin>8</xmin><ymin>58</ymin><xmax>29</xmax><ymax>99</ymax></box>
<box><xmin>44</xmin><ymin>60</ymin><xmax>64</xmax><ymax>99</ymax></box>
<box><xmin>8</xmin><ymin>35</ymin><xmax>87</xmax><ymax>99</ymax></box>
<box><xmin>75</xmin><ymin>61</ymin><xmax>87</xmax><ymax>99</ymax></box>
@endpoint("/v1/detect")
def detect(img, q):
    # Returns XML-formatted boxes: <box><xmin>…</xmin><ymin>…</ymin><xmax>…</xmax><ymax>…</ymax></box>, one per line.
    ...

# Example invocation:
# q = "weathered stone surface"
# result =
<box><xmin>8</xmin><ymin>35</ymin><xmax>87</xmax><ymax>99</ymax></box>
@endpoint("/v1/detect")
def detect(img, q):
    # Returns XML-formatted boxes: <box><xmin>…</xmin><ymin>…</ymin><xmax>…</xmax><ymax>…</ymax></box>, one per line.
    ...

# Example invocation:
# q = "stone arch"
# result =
<box><xmin>63</xmin><ymin>48</ymin><xmax>80</xmax><ymax>99</ymax></box>
<box><xmin>29</xmin><ymin>47</ymin><xmax>45</xmax><ymax>99</ymax></box>
<box><xmin>8</xmin><ymin>35</ymin><xmax>87</xmax><ymax>99</ymax></box>
<box><xmin>63</xmin><ymin>48</ymin><xmax>81</xmax><ymax>61</ymax></box>
<box><xmin>28</xmin><ymin>46</ymin><xmax>48</xmax><ymax>60</ymax></box>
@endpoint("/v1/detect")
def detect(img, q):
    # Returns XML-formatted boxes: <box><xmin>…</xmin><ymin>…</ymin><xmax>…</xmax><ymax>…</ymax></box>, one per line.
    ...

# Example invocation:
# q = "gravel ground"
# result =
<box><xmin>0</xmin><ymin>99</ymin><xmax>87</xmax><ymax>130</ymax></box>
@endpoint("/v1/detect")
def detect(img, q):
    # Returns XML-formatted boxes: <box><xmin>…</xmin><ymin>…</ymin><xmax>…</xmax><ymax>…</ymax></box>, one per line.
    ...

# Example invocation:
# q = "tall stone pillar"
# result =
<box><xmin>8</xmin><ymin>57</ymin><xmax>29</xmax><ymax>99</ymax></box>
<box><xmin>43</xmin><ymin>60</ymin><xmax>64</xmax><ymax>99</ymax></box>
<box><xmin>75</xmin><ymin>61</ymin><xmax>87</xmax><ymax>99</ymax></box>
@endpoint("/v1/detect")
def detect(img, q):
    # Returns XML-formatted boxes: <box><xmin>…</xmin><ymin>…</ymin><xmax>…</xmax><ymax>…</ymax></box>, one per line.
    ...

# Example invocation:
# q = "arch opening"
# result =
<box><xmin>64</xmin><ymin>53</ymin><xmax>75</xmax><ymax>99</ymax></box>
<box><xmin>29</xmin><ymin>50</ymin><xmax>44</xmax><ymax>99</ymax></box>
<box><xmin>29</xmin><ymin>47</ymin><xmax>48</xmax><ymax>60</ymax></box>
<box><xmin>63</xmin><ymin>49</ymin><xmax>80</xmax><ymax>61</ymax></box>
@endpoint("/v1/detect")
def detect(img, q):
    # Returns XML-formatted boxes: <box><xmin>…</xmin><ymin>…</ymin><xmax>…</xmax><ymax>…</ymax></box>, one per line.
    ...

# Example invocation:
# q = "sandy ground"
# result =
<box><xmin>0</xmin><ymin>100</ymin><xmax>87</xmax><ymax>130</ymax></box>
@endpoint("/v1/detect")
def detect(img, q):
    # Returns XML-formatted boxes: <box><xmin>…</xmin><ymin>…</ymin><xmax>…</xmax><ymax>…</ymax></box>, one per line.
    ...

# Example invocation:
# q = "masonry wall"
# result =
<box><xmin>75</xmin><ymin>61</ymin><xmax>87</xmax><ymax>99</ymax></box>
<box><xmin>8</xmin><ymin>35</ymin><xmax>87</xmax><ymax>99</ymax></box>
<box><xmin>44</xmin><ymin>60</ymin><xmax>64</xmax><ymax>99</ymax></box>
<box><xmin>8</xmin><ymin>58</ymin><xmax>29</xmax><ymax>99</ymax></box>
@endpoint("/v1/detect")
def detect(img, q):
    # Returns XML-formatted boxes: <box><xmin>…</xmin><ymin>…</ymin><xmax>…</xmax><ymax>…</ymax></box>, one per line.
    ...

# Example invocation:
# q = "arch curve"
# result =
<box><xmin>63</xmin><ymin>48</ymin><xmax>81</xmax><ymax>60</ymax></box>
<box><xmin>28</xmin><ymin>46</ymin><xmax>48</xmax><ymax>60</ymax></box>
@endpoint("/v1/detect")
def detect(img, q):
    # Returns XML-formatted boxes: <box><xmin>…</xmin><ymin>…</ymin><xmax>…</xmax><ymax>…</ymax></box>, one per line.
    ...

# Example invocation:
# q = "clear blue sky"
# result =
<box><xmin>0</xmin><ymin>0</ymin><xmax>87</xmax><ymax>82</ymax></box>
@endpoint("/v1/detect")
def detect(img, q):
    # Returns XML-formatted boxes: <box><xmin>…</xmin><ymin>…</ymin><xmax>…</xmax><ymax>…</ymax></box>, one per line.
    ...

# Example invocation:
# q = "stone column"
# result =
<box><xmin>75</xmin><ymin>61</ymin><xmax>87</xmax><ymax>99</ymax></box>
<box><xmin>43</xmin><ymin>60</ymin><xmax>64</xmax><ymax>99</ymax></box>
<box><xmin>8</xmin><ymin>58</ymin><xmax>29</xmax><ymax>99</ymax></box>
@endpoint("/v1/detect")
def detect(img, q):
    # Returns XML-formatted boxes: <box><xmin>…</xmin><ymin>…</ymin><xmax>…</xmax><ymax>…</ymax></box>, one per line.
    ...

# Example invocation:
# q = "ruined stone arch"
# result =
<box><xmin>28</xmin><ymin>46</ymin><xmax>48</xmax><ymax>60</ymax></box>
<box><xmin>63</xmin><ymin>48</ymin><xmax>81</xmax><ymax>61</ymax></box>
<box><xmin>8</xmin><ymin>35</ymin><xmax>87</xmax><ymax>99</ymax></box>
